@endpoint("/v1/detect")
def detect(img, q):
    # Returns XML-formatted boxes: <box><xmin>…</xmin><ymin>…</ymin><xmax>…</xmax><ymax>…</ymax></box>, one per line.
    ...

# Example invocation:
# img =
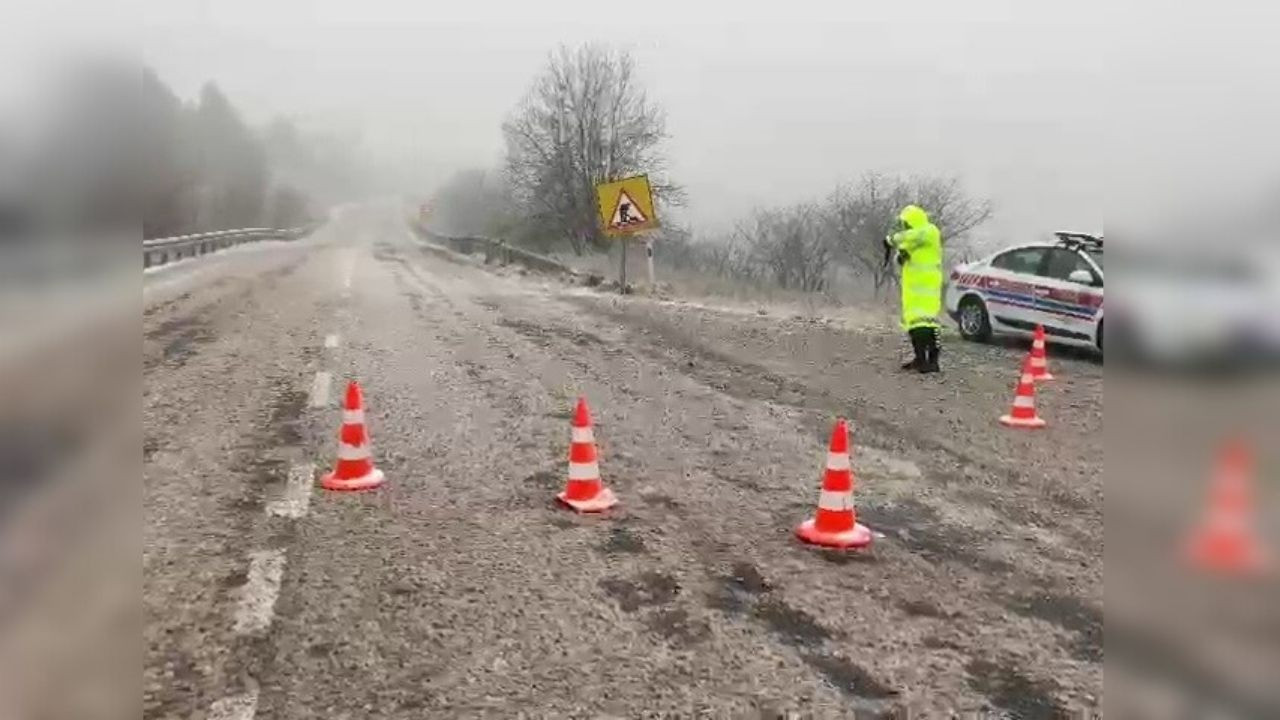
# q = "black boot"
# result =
<box><xmin>920</xmin><ymin>327</ymin><xmax>941</xmax><ymax>373</ymax></box>
<box><xmin>901</xmin><ymin>329</ymin><xmax>928</xmax><ymax>371</ymax></box>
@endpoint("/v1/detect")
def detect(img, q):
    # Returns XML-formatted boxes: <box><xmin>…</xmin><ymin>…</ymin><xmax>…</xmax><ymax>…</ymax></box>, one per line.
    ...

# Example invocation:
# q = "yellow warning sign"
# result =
<box><xmin>595</xmin><ymin>175</ymin><xmax>658</xmax><ymax>236</ymax></box>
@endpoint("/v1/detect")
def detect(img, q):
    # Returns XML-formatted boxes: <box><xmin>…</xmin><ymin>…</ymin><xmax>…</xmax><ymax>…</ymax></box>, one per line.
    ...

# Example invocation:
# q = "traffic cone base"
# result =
<box><xmin>999</xmin><ymin>413</ymin><xmax>1046</xmax><ymax>429</ymax></box>
<box><xmin>320</xmin><ymin>467</ymin><xmax>384</xmax><ymax>492</ymax></box>
<box><xmin>557</xmin><ymin>486</ymin><xmax>617</xmax><ymax>513</ymax></box>
<box><xmin>1186</xmin><ymin>532</ymin><xmax>1267</xmax><ymax>575</ymax></box>
<box><xmin>796</xmin><ymin>518</ymin><xmax>873</xmax><ymax>549</ymax></box>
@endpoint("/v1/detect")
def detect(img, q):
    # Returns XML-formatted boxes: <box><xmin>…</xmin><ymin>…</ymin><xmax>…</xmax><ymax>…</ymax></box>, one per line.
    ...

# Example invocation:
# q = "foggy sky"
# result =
<box><xmin>10</xmin><ymin>1</ymin><xmax>1280</xmax><ymax>247</ymax></box>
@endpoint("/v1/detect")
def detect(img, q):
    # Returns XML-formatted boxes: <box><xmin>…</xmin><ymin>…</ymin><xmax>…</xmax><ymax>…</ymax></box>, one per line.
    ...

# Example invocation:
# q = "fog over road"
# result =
<box><xmin>144</xmin><ymin>204</ymin><xmax>1102</xmax><ymax>718</ymax></box>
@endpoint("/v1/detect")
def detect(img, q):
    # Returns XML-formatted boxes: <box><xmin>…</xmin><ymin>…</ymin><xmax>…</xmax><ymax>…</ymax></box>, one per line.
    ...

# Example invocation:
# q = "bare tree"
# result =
<box><xmin>737</xmin><ymin>205</ymin><xmax>832</xmax><ymax>292</ymax></box>
<box><xmin>190</xmin><ymin>83</ymin><xmax>268</xmax><ymax>230</ymax></box>
<box><xmin>912</xmin><ymin>175</ymin><xmax>994</xmax><ymax>257</ymax></box>
<box><xmin>827</xmin><ymin>173</ymin><xmax>993</xmax><ymax>296</ymax></box>
<box><xmin>503</xmin><ymin>44</ymin><xmax>681</xmax><ymax>255</ymax></box>
<box><xmin>141</xmin><ymin>68</ymin><xmax>193</xmax><ymax>238</ymax></box>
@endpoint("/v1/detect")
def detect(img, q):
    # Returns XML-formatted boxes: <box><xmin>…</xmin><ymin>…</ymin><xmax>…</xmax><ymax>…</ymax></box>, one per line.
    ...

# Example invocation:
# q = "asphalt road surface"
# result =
<box><xmin>143</xmin><ymin>203</ymin><xmax>1103</xmax><ymax>718</ymax></box>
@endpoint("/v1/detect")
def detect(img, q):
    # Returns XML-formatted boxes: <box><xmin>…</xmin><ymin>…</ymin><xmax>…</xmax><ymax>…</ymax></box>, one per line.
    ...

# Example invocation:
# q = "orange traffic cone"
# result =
<box><xmin>1029</xmin><ymin>324</ymin><xmax>1054</xmax><ymax>381</ymax></box>
<box><xmin>796</xmin><ymin>419</ymin><xmax>872</xmax><ymax>549</ymax></box>
<box><xmin>320</xmin><ymin>381</ymin><xmax>386</xmax><ymax>491</ymax></box>
<box><xmin>999</xmin><ymin>355</ymin><xmax>1046</xmax><ymax>429</ymax></box>
<box><xmin>1185</xmin><ymin>442</ymin><xmax>1268</xmax><ymax>575</ymax></box>
<box><xmin>557</xmin><ymin>397</ymin><xmax>618</xmax><ymax>512</ymax></box>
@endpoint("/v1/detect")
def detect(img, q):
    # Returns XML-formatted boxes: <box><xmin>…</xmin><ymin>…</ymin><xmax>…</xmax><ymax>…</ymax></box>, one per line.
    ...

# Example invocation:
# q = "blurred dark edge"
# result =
<box><xmin>0</xmin><ymin>243</ymin><xmax>140</xmax><ymax>719</ymax></box>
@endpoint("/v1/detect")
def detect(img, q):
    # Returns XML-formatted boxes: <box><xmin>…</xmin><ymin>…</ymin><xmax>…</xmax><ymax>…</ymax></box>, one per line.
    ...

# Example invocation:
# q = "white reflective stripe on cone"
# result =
<box><xmin>571</xmin><ymin>427</ymin><xmax>594</xmax><ymax>444</ymax></box>
<box><xmin>826</xmin><ymin>452</ymin><xmax>851</xmax><ymax>471</ymax></box>
<box><xmin>1013</xmin><ymin>394</ymin><xmax>1036</xmax><ymax>408</ymax></box>
<box><xmin>817</xmin><ymin>489</ymin><xmax>854</xmax><ymax>511</ymax></box>
<box><xmin>1020</xmin><ymin>374</ymin><xmax>1034</xmax><ymax>384</ymax></box>
<box><xmin>1208</xmin><ymin>513</ymin><xmax>1245</xmax><ymax>531</ymax></box>
<box><xmin>337</xmin><ymin>442</ymin><xmax>370</xmax><ymax>460</ymax></box>
<box><xmin>567</xmin><ymin>462</ymin><xmax>600</xmax><ymax>481</ymax></box>
<box><xmin>343</xmin><ymin>409</ymin><xmax>365</xmax><ymax>425</ymax></box>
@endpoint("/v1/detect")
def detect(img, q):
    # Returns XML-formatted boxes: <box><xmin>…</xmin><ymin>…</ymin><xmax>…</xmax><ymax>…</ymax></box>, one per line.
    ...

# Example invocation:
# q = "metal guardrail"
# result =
<box><xmin>410</xmin><ymin>222</ymin><xmax>579</xmax><ymax>277</ymax></box>
<box><xmin>142</xmin><ymin>226</ymin><xmax>312</xmax><ymax>269</ymax></box>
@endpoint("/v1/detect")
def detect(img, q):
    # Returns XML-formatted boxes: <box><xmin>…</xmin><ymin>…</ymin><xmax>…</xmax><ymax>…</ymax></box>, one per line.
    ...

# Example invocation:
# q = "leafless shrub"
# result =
<box><xmin>502</xmin><ymin>44</ymin><xmax>682</xmax><ymax>255</ymax></box>
<box><xmin>656</xmin><ymin>172</ymin><xmax>991</xmax><ymax>301</ymax></box>
<box><xmin>736</xmin><ymin>205</ymin><xmax>833</xmax><ymax>292</ymax></box>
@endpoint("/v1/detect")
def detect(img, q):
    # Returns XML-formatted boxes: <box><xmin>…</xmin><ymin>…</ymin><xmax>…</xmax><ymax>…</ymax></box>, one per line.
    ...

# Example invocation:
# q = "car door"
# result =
<box><xmin>984</xmin><ymin>246</ymin><xmax>1050</xmax><ymax>332</ymax></box>
<box><xmin>1032</xmin><ymin>248</ymin><xmax>1103</xmax><ymax>341</ymax></box>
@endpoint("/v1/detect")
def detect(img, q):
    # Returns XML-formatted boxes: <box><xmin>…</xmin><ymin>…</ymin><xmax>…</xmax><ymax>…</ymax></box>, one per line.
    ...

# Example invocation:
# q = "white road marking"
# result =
<box><xmin>323</xmin><ymin>333</ymin><xmax>339</xmax><ymax>348</ymax></box>
<box><xmin>309</xmin><ymin>371</ymin><xmax>331</xmax><ymax>408</ymax></box>
<box><xmin>339</xmin><ymin>249</ymin><xmax>356</xmax><ymax>289</ymax></box>
<box><xmin>207</xmin><ymin>689</ymin><xmax>259</xmax><ymax>720</ymax></box>
<box><xmin>266</xmin><ymin>462</ymin><xmax>316</xmax><ymax>519</ymax></box>
<box><xmin>234</xmin><ymin>549</ymin><xmax>286</xmax><ymax>635</ymax></box>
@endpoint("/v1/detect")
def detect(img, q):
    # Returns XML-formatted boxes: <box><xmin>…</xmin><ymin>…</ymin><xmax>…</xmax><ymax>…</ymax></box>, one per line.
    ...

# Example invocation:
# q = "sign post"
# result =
<box><xmin>595</xmin><ymin>174</ymin><xmax>659</xmax><ymax>294</ymax></box>
<box><xmin>645</xmin><ymin>238</ymin><xmax>655</xmax><ymax>286</ymax></box>
<box><xmin>620</xmin><ymin>238</ymin><xmax>628</xmax><ymax>290</ymax></box>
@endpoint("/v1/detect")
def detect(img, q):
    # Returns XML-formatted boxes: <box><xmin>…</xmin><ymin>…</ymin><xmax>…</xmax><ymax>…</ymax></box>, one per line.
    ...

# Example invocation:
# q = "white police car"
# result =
<box><xmin>945</xmin><ymin>232</ymin><xmax>1104</xmax><ymax>353</ymax></box>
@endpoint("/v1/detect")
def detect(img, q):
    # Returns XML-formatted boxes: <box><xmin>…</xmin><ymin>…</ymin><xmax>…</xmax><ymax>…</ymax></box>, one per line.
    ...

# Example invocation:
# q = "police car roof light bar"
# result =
<box><xmin>1054</xmin><ymin>231</ymin><xmax>1103</xmax><ymax>249</ymax></box>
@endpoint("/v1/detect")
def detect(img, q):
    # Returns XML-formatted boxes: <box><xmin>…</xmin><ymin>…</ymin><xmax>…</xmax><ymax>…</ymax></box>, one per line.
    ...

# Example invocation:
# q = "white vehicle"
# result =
<box><xmin>1107</xmin><ymin>242</ymin><xmax>1280</xmax><ymax>367</ymax></box>
<box><xmin>945</xmin><ymin>232</ymin><xmax>1104</xmax><ymax>353</ymax></box>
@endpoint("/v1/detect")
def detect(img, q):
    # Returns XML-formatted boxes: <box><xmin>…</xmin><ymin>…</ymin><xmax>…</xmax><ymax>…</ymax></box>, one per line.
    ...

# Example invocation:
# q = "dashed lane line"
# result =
<box><xmin>233</xmin><ymin>549</ymin><xmax>286</xmax><ymax>635</ymax></box>
<box><xmin>266</xmin><ymin>462</ymin><xmax>316</xmax><ymax>519</ymax></box>
<box><xmin>340</xmin><ymin>249</ymin><xmax>356</xmax><ymax>289</ymax></box>
<box><xmin>309</xmin><ymin>371</ymin><xmax>331</xmax><ymax>408</ymax></box>
<box><xmin>209</xmin><ymin>333</ymin><xmax>334</xmax><ymax>717</ymax></box>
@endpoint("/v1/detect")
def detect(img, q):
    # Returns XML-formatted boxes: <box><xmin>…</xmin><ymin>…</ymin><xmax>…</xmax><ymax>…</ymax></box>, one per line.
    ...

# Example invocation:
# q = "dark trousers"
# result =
<box><xmin>904</xmin><ymin>327</ymin><xmax>940</xmax><ymax>372</ymax></box>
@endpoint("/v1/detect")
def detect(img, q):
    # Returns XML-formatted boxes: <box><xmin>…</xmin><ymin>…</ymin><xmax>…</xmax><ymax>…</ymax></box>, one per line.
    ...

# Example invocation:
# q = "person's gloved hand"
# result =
<box><xmin>897</xmin><ymin>248</ymin><xmax>910</xmax><ymax>265</ymax></box>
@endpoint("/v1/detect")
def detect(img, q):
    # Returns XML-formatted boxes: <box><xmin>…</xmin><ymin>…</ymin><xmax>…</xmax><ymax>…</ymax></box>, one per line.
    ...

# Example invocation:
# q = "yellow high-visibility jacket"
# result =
<box><xmin>889</xmin><ymin>205</ymin><xmax>943</xmax><ymax>331</ymax></box>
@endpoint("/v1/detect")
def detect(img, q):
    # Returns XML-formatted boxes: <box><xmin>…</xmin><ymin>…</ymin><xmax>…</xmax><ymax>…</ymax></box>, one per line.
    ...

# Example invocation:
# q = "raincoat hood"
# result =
<box><xmin>899</xmin><ymin>205</ymin><xmax>930</xmax><ymax>229</ymax></box>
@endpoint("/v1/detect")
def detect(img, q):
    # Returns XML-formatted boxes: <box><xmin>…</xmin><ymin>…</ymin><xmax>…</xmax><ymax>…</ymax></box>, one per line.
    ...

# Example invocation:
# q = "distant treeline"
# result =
<box><xmin>142</xmin><ymin>68</ymin><xmax>373</xmax><ymax>238</ymax></box>
<box><xmin>0</xmin><ymin>61</ymin><xmax>366</xmax><ymax>240</ymax></box>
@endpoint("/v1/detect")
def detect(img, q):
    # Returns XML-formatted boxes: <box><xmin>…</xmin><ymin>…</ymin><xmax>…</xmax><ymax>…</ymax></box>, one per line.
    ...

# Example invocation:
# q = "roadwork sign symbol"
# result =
<box><xmin>596</xmin><ymin>175</ymin><xmax>658</xmax><ymax>236</ymax></box>
<box><xmin>610</xmin><ymin>190</ymin><xmax>648</xmax><ymax>228</ymax></box>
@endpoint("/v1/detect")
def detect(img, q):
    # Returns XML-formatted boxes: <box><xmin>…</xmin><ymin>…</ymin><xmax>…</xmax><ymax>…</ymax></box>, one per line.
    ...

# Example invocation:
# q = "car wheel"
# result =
<box><xmin>958</xmin><ymin>296</ymin><xmax>992</xmax><ymax>342</ymax></box>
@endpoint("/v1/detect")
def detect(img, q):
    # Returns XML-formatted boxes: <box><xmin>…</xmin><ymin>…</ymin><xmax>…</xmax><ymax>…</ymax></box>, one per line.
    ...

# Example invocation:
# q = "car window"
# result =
<box><xmin>1085</xmin><ymin>249</ymin><xmax>1103</xmax><ymax>271</ymax></box>
<box><xmin>1043</xmin><ymin>248</ymin><xmax>1097</xmax><ymax>283</ymax></box>
<box><xmin>991</xmin><ymin>247</ymin><xmax>1047</xmax><ymax>275</ymax></box>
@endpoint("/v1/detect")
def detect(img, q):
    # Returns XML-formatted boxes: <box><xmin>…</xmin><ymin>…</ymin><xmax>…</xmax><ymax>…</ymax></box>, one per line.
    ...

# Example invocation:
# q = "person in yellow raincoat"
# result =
<box><xmin>886</xmin><ymin>205</ymin><xmax>943</xmax><ymax>373</ymax></box>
